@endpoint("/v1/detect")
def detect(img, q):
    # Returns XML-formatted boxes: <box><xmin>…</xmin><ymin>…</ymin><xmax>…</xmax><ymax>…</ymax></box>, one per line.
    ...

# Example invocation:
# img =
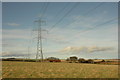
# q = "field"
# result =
<box><xmin>2</xmin><ymin>61</ymin><xmax>119</xmax><ymax>78</ymax></box>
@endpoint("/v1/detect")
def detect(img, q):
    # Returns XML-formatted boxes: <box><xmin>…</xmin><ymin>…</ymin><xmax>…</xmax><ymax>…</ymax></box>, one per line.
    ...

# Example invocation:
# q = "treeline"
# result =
<box><xmin>2</xmin><ymin>57</ymin><xmax>119</xmax><ymax>65</ymax></box>
<box><xmin>2</xmin><ymin>58</ymin><xmax>36</xmax><ymax>62</ymax></box>
<box><xmin>66</xmin><ymin>56</ymin><xmax>104</xmax><ymax>63</ymax></box>
<box><xmin>66</xmin><ymin>56</ymin><xmax>119</xmax><ymax>65</ymax></box>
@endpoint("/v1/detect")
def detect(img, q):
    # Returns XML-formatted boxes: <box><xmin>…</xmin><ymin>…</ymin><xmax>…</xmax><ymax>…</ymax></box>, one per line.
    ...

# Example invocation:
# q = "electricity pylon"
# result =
<box><xmin>27</xmin><ymin>46</ymin><xmax>30</xmax><ymax>59</ymax></box>
<box><xmin>34</xmin><ymin>18</ymin><xmax>46</xmax><ymax>62</ymax></box>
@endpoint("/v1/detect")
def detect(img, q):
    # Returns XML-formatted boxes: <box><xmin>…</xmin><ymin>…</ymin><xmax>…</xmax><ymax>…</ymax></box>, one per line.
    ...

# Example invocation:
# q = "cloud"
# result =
<box><xmin>2</xmin><ymin>51</ymin><xmax>28</xmax><ymax>57</ymax></box>
<box><xmin>6</xmin><ymin>23</ymin><xmax>20</xmax><ymax>26</ymax></box>
<box><xmin>60</xmin><ymin>46</ymin><xmax>114</xmax><ymax>54</ymax></box>
<box><xmin>46</xmin><ymin>14</ymin><xmax>117</xmax><ymax>45</ymax></box>
<box><xmin>3</xmin><ymin>29</ymin><xmax>31</xmax><ymax>39</ymax></box>
<box><xmin>87</xmin><ymin>46</ymin><xmax>113</xmax><ymax>53</ymax></box>
<box><xmin>45</xmin><ymin>32</ymin><xmax>70</xmax><ymax>44</ymax></box>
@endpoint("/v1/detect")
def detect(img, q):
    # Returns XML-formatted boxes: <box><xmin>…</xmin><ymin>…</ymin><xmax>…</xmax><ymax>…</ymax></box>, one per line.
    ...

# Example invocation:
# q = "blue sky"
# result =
<box><xmin>2</xmin><ymin>2</ymin><xmax>118</xmax><ymax>59</ymax></box>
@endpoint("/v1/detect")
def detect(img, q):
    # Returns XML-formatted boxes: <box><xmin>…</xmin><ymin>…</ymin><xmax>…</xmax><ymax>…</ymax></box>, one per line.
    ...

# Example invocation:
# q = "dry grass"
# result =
<box><xmin>2</xmin><ymin>61</ymin><xmax>118</xmax><ymax>78</ymax></box>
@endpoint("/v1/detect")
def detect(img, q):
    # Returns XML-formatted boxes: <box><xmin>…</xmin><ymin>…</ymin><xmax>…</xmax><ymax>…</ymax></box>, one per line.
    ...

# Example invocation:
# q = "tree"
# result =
<box><xmin>46</xmin><ymin>57</ymin><xmax>61</xmax><ymax>62</ymax></box>
<box><xmin>101</xmin><ymin>59</ymin><xmax>105</xmax><ymax>62</ymax></box>
<box><xmin>78</xmin><ymin>58</ymin><xmax>86</xmax><ymax>63</ymax></box>
<box><xmin>47</xmin><ymin>57</ymin><xmax>58</xmax><ymax>60</ymax></box>
<box><xmin>66</xmin><ymin>58</ymin><xmax>70</xmax><ymax>61</ymax></box>
<box><xmin>69</xmin><ymin>56</ymin><xmax>78</xmax><ymax>62</ymax></box>
<box><xmin>87</xmin><ymin>59</ymin><xmax>94</xmax><ymax>63</ymax></box>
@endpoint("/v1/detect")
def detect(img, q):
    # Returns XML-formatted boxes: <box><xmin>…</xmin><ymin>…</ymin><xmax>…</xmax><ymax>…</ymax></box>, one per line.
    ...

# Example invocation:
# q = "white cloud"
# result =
<box><xmin>2</xmin><ymin>51</ymin><xmax>28</xmax><ymax>57</ymax></box>
<box><xmin>87</xmin><ymin>46</ymin><xmax>113</xmax><ymax>53</ymax></box>
<box><xmin>46</xmin><ymin>33</ymin><xmax>70</xmax><ymax>44</ymax></box>
<box><xmin>66</xmin><ymin>14</ymin><xmax>117</xmax><ymax>32</ymax></box>
<box><xmin>6</xmin><ymin>23</ymin><xmax>20</xmax><ymax>26</ymax></box>
<box><xmin>46</xmin><ymin>14</ymin><xmax>117</xmax><ymax>45</ymax></box>
<box><xmin>3</xmin><ymin>29</ymin><xmax>31</xmax><ymax>39</ymax></box>
<box><xmin>60</xmin><ymin>46</ymin><xmax>114</xmax><ymax>54</ymax></box>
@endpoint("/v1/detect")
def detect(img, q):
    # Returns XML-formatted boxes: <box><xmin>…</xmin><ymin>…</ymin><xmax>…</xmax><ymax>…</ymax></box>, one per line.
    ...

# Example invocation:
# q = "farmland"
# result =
<box><xmin>2</xmin><ymin>61</ymin><xmax>119</xmax><ymax>78</ymax></box>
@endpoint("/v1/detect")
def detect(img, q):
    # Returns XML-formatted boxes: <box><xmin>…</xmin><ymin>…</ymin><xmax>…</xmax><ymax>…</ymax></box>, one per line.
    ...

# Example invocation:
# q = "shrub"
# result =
<box><xmin>46</xmin><ymin>57</ymin><xmax>61</xmax><ymax>62</ymax></box>
<box><xmin>69</xmin><ymin>56</ymin><xmax>78</xmax><ymax>62</ymax></box>
<box><xmin>101</xmin><ymin>59</ymin><xmax>105</xmax><ymax>62</ymax></box>
<box><xmin>87</xmin><ymin>59</ymin><xmax>94</xmax><ymax>63</ymax></box>
<box><xmin>78</xmin><ymin>58</ymin><xmax>86</xmax><ymax>63</ymax></box>
<box><xmin>66</xmin><ymin>58</ymin><xmax>70</xmax><ymax>61</ymax></box>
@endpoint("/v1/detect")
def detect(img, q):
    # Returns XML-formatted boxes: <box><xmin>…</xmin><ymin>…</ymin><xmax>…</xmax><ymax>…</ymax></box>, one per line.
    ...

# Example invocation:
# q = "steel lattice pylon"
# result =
<box><xmin>34</xmin><ymin>19</ymin><xmax>45</xmax><ymax>62</ymax></box>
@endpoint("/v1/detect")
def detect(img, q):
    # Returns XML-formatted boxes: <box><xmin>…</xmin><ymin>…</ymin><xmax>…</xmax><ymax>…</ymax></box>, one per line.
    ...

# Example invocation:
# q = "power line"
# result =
<box><xmin>54</xmin><ymin>3</ymin><xmax>69</xmax><ymax>18</ymax></box>
<box><xmin>49</xmin><ymin>2</ymin><xmax>80</xmax><ymax>31</ymax></box>
<box><xmin>37</xmin><ymin>2</ymin><xmax>46</xmax><ymax>17</ymax></box>
<box><xmin>83</xmin><ymin>2</ymin><xmax>104</xmax><ymax>16</ymax></box>
<box><xmin>49</xmin><ymin>2</ymin><xmax>104</xmax><ymax>33</ymax></box>
<box><xmin>68</xmin><ymin>18</ymin><xmax>117</xmax><ymax>42</ymax></box>
<box><xmin>65</xmin><ymin>2</ymin><xmax>104</xmax><ymax>29</ymax></box>
<box><xmin>49</xmin><ymin>2</ymin><xmax>105</xmax><ymax>42</ymax></box>
<box><xmin>79</xmin><ymin>18</ymin><xmax>117</xmax><ymax>34</ymax></box>
<box><xmin>40</xmin><ymin>2</ymin><xmax>49</xmax><ymax>19</ymax></box>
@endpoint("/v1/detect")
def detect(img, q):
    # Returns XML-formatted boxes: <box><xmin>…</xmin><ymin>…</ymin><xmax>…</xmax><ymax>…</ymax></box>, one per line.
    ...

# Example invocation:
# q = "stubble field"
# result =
<box><xmin>2</xmin><ymin>61</ymin><xmax>119</xmax><ymax>78</ymax></box>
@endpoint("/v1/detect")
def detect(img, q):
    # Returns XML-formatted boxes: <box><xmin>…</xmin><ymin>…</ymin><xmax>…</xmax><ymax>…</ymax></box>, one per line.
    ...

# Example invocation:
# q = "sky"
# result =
<box><xmin>2</xmin><ymin>2</ymin><xmax>118</xmax><ymax>59</ymax></box>
<box><xmin>1</xmin><ymin>0</ymin><xmax>120</xmax><ymax>2</ymax></box>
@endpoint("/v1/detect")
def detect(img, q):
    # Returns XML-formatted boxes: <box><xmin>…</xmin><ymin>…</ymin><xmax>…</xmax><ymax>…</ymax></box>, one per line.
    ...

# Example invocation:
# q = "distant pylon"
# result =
<box><xmin>27</xmin><ymin>46</ymin><xmax>30</xmax><ymax>59</ymax></box>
